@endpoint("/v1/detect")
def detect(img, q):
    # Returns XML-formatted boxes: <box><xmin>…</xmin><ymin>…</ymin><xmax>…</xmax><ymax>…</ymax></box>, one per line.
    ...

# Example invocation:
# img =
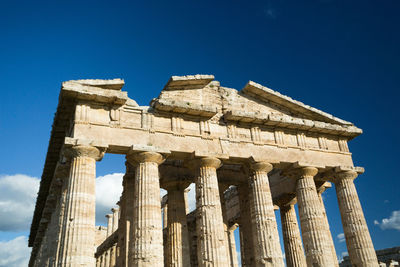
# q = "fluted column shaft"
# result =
<box><xmin>219</xmin><ymin>184</ymin><xmax>234</xmax><ymax>267</ymax></box>
<box><xmin>294</xmin><ymin>167</ymin><xmax>334</xmax><ymax>266</ymax></box>
<box><xmin>194</xmin><ymin>157</ymin><xmax>229</xmax><ymax>267</ymax></box>
<box><xmin>112</xmin><ymin>208</ymin><xmax>119</xmax><ymax>233</ymax></box>
<box><xmin>127</xmin><ymin>151</ymin><xmax>165</xmax><ymax>267</ymax></box>
<box><xmin>106</xmin><ymin>214</ymin><xmax>112</xmax><ymax>236</ymax></box>
<box><xmin>280</xmin><ymin>204</ymin><xmax>307</xmax><ymax>267</ymax></box>
<box><xmin>109</xmin><ymin>208</ymin><xmax>118</xmax><ymax>267</ymax></box>
<box><xmin>104</xmin><ymin>214</ymin><xmax>112</xmax><ymax>267</ymax></box>
<box><xmin>109</xmin><ymin>245</ymin><xmax>116</xmax><ymax>267</ymax></box>
<box><xmin>54</xmin><ymin>167</ymin><xmax>70</xmax><ymax>266</ymax></box>
<box><xmin>166</xmin><ymin>186</ymin><xmax>191</xmax><ymax>267</ymax></box>
<box><xmin>163</xmin><ymin>204</ymin><xmax>168</xmax><ymax>229</ymax></box>
<box><xmin>116</xmin><ymin>192</ymin><xmax>125</xmax><ymax>266</ymax></box>
<box><xmin>117</xmin><ymin>163</ymin><xmax>135</xmax><ymax>267</ymax></box>
<box><xmin>334</xmin><ymin>171</ymin><xmax>378</xmax><ymax>266</ymax></box>
<box><xmin>248</xmin><ymin>162</ymin><xmax>284</xmax><ymax>267</ymax></box>
<box><xmin>238</xmin><ymin>184</ymin><xmax>256</xmax><ymax>267</ymax></box>
<box><xmin>318</xmin><ymin>190</ymin><xmax>339</xmax><ymax>266</ymax></box>
<box><xmin>59</xmin><ymin>145</ymin><xmax>103</xmax><ymax>267</ymax></box>
<box><xmin>228</xmin><ymin>224</ymin><xmax>239</xmax><ymax>267</ymax></box>
<box><xmin>42</xmin><ymin>163</ymin><xmax>68</xmax><ymax>267</ymax></box>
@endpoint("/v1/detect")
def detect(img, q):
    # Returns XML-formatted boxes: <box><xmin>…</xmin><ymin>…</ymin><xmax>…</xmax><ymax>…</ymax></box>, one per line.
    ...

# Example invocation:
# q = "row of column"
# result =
<box><xmin>96</xmin><ymin>207</ymin><xmax>119</xmax><ymax>267</ymax></box>
<box><xmin>39</xmin><ymin>144</ymin><xmax>378</xmax><ymax>267</ymax></box>
<box><xmin>274</xmin><ymin>167</ymin><xmax>378</xmax><ymax>267</ymax></box>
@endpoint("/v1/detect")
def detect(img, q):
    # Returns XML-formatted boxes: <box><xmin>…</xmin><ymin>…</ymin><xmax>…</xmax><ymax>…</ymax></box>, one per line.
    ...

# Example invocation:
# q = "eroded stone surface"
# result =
<box><xmin>28</xmin><ymin>75</ymin><xmax>377</xmax><ymax>267</ymax></box>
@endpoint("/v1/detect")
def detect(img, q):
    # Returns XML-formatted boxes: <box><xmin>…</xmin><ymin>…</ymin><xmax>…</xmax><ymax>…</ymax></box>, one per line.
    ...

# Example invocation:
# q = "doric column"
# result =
<box><xmin>292</xmin><ymin>166</ymin><xmax>334</xmax><ymax>266</ymax></box>
<box><xmin>126</xmin><ymin>151</ymin><xmax>165</xmax><ymax>267</ymax></box>
<box><xmin>317</xmin><ymin>183</ymin><xmax>339</xmax><ymax>266</ymax></box>
<box><xmin>162</xmin><ymin>195</ymin><xmax>168</xmax><ymax>229</ymax></box>
<box><xmin>112</xmin><ymin>207</ymin><xmax>119</xmax><ymax>233</ymax></box>
<box><xmin>238</xmin><ymin>183</ymin><xmax>255</xmax><ymax>267</ymax></box>
<box><xmin>219</xmin><ymin>183</ymin><xmax>234</xmax><ymax>267</ymax></box>
<box><xmin>47</xmin><ymin>161</ymin><xmax>70</xmax><ymax>266</ymax></box>
<box><xmin>104</xmin><ymin>214</ymin><xmax>112</xmax><ymax>267</ymax></box>
<box><xmin>106</xmin><ymin>214</ymin><xmax>113</xmax><ymax>237</ymax></box>
<box><xmin>279</xmin><ymin>204</ymin><xmax>307</xmax><ymax>267</ymax></box>
<box><xmin>100</xmin><ymin>254</ymin><xmax>105</xmax><ymax>267</ymax></box>
<box><xmin>248</xmin><ymin>162</ymin><xmax>284</xmax><ymax>267</ymax></box>
<box><xmin>104</xmin><ymin>250</ymin><xmax>110</xmax><ymax>267</ymax></box>
<box><xmin>192</xmin><ymin>157</ymin><xmax>229</xmax><ymax>267</ymax></box>
<box><xmin>59</xmin><ymin>145</ymin><xmax>104</xmax><ymax>267</ymax></box>
<box><xmin>116</xmin><ymin>162</ymin><xmax>135</xmax><ymax>267</ymax></box>
<box><xmin>333</xmin><ymin>170</ymin><xmax>378</xmax><ymax>266</ymax></box>
<box><xmin>164</xmin><ymin>182</ymin><xmax>191</xmax><ymax>267</ymax></box>
<box><xmin>184</xmin><ymin>188</ymin><xmax>190</xmax><ymax>214</ymax></box>
<box><xmin>228</xmin><ymin>224</ymin><xmax>239</xmax><ymax>267</ymax></box>
<box><xmin>109</xmin><ymin>245</ymin><xmax>116</xmax><ymax>267</ymax></box>
<box><xmin>109</xmin><ymin>208</ymin><xmax>118</xmax><ymax>267</ymax></box>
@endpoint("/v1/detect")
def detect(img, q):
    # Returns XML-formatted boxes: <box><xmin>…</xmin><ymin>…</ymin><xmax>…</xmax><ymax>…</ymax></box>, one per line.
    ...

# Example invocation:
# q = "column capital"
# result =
<box><xmin>189</xmin><ymin>157</ymin><xmax>221</xmax><ymax>169</ymax></box>
<box><xmin>126</xmin><ymin>151</ymin><xmax>165</xmax><ymax>165</ymax></box>
<box><xmin>285</xmin><ymin>166</ymin><xmax>319</xmax><ymax>179</ymax></box>
<box><xmin>275</xmin><ymin>193</ymin><xmax>297</xmax><ymax>208</ymax></box>
<box><xmin>249</xmin><ymin>161</ymin><xmax>273</xmax><ymax>173</ymax></box>
<box><xmin>106</xmin><ymin>214</ymin><xmax>112</xmax><ymax>219</ymax></box>
<box><xmin>63</xmin><ymin>145</ymin><xmax>105</xmax><ymax>161</ymax></box>
<box><xmin>334</xmin><ymin>170</ymin><xmax>358</xmax><ymax>181</ymax></box>
<box><xmin>162</xmin><ymin>180</ymin><xmax>191</xmax><ymax>191</ymax></box>
<box><xmin>111</xmin><ymin>207</ymin><xmax>119</xmax><ymax>213</ymax></box>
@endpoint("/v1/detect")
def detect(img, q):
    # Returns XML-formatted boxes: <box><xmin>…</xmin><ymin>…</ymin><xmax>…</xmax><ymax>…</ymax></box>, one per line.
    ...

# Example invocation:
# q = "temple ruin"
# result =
<box><xmin>28</xmin><ymin>75</ymin><xmax>379</xmax><ymax>266</ymax></box>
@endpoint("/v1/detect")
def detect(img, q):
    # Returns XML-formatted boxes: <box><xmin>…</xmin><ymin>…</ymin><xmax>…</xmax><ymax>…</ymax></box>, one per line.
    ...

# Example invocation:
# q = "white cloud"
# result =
<box><xmin>0</xmin><ymin>174</ymin><xmax>40</xmax><ymax>231</ymax></box>
<box><xmin>337</xmin><ymin>233</ymin><xmax>345</xmax><ymax>243</ymax></box>
<box><xmin>95</xmin><ymin>173</ymin><xmax>124</xmax><ymax>224</ymax></box>
<box><xmin>374</xmin><ymin>210</ymin><xmax>400</xmax><ymax>231</ymax></box>
<box><xmin>0</xmin><ymin>236</ymin><xmax>31</xmax><ymax>267</ymax></box>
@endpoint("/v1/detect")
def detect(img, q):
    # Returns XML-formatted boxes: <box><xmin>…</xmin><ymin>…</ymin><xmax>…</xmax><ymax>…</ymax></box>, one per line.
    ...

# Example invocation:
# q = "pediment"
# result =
<box><xmin>150</xmin><ymin>75</ymin><xmax>361</xmax><ymax>137</ymax></box>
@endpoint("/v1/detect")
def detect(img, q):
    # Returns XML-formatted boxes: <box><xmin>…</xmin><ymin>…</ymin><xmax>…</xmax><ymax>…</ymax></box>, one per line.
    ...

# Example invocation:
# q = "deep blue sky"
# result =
<box><xmin>1</xmin><ymin>0</ymin><xmax>399</xmax><ymax>262</ymax></box>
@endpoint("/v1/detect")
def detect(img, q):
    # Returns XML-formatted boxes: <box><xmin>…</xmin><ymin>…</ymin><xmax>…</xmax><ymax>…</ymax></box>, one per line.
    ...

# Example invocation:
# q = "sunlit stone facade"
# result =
<box><xmin>29</xmin><ymin>75</ymin><xmax>378</xmax><ymax>266</ymax></box>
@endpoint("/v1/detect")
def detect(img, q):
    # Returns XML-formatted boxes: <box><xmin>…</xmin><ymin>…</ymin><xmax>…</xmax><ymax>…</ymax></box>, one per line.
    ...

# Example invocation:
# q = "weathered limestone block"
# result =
<box><xmin>280</xmin><ymin>204</ymin><xmax>307</xmax><ymax>267</ymax></box>
<box><xmin>333</xmin><ymin>170</ymin><xmax>378</xmax><ymax>267</ymax></box>
<box><xmin>193</xmin><ymin>157</ymin><xmax>229</xmax><ymax>267</ymax></box>
<box><xmin>165</xmin><ymin>183</ymin><xmax>191</xmax><ymax>267</ymax></box>
<box><xmin>126</xmin><ymin>151</ymin><xmax>165</xmax><ymax>267</ymax></box>
<box><xmin>248</xmin><ymin>162</ymin><xmax>284</xmax><ymax>267</ymax></box>
<box><xmin>58</xmin><ymin>145</ymin><xmax>104</xmax><ymax>267</ymax></box>
<box><xmin>238</xmin><ymin>183</ymin><xmax>256</xmax><ymax>267</ymax></box>
<box><xmin>293</xmin><ymin>167</ymin><xmax>334</xmax><ymax>266</ymax></box>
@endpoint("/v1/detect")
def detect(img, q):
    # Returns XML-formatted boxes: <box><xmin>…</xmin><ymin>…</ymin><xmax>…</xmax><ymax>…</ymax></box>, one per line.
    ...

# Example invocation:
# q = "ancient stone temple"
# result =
<box><xmin>28</xmin><ymin>75</ymin><xmax>379</xmax><ymax>267</ymax></box>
